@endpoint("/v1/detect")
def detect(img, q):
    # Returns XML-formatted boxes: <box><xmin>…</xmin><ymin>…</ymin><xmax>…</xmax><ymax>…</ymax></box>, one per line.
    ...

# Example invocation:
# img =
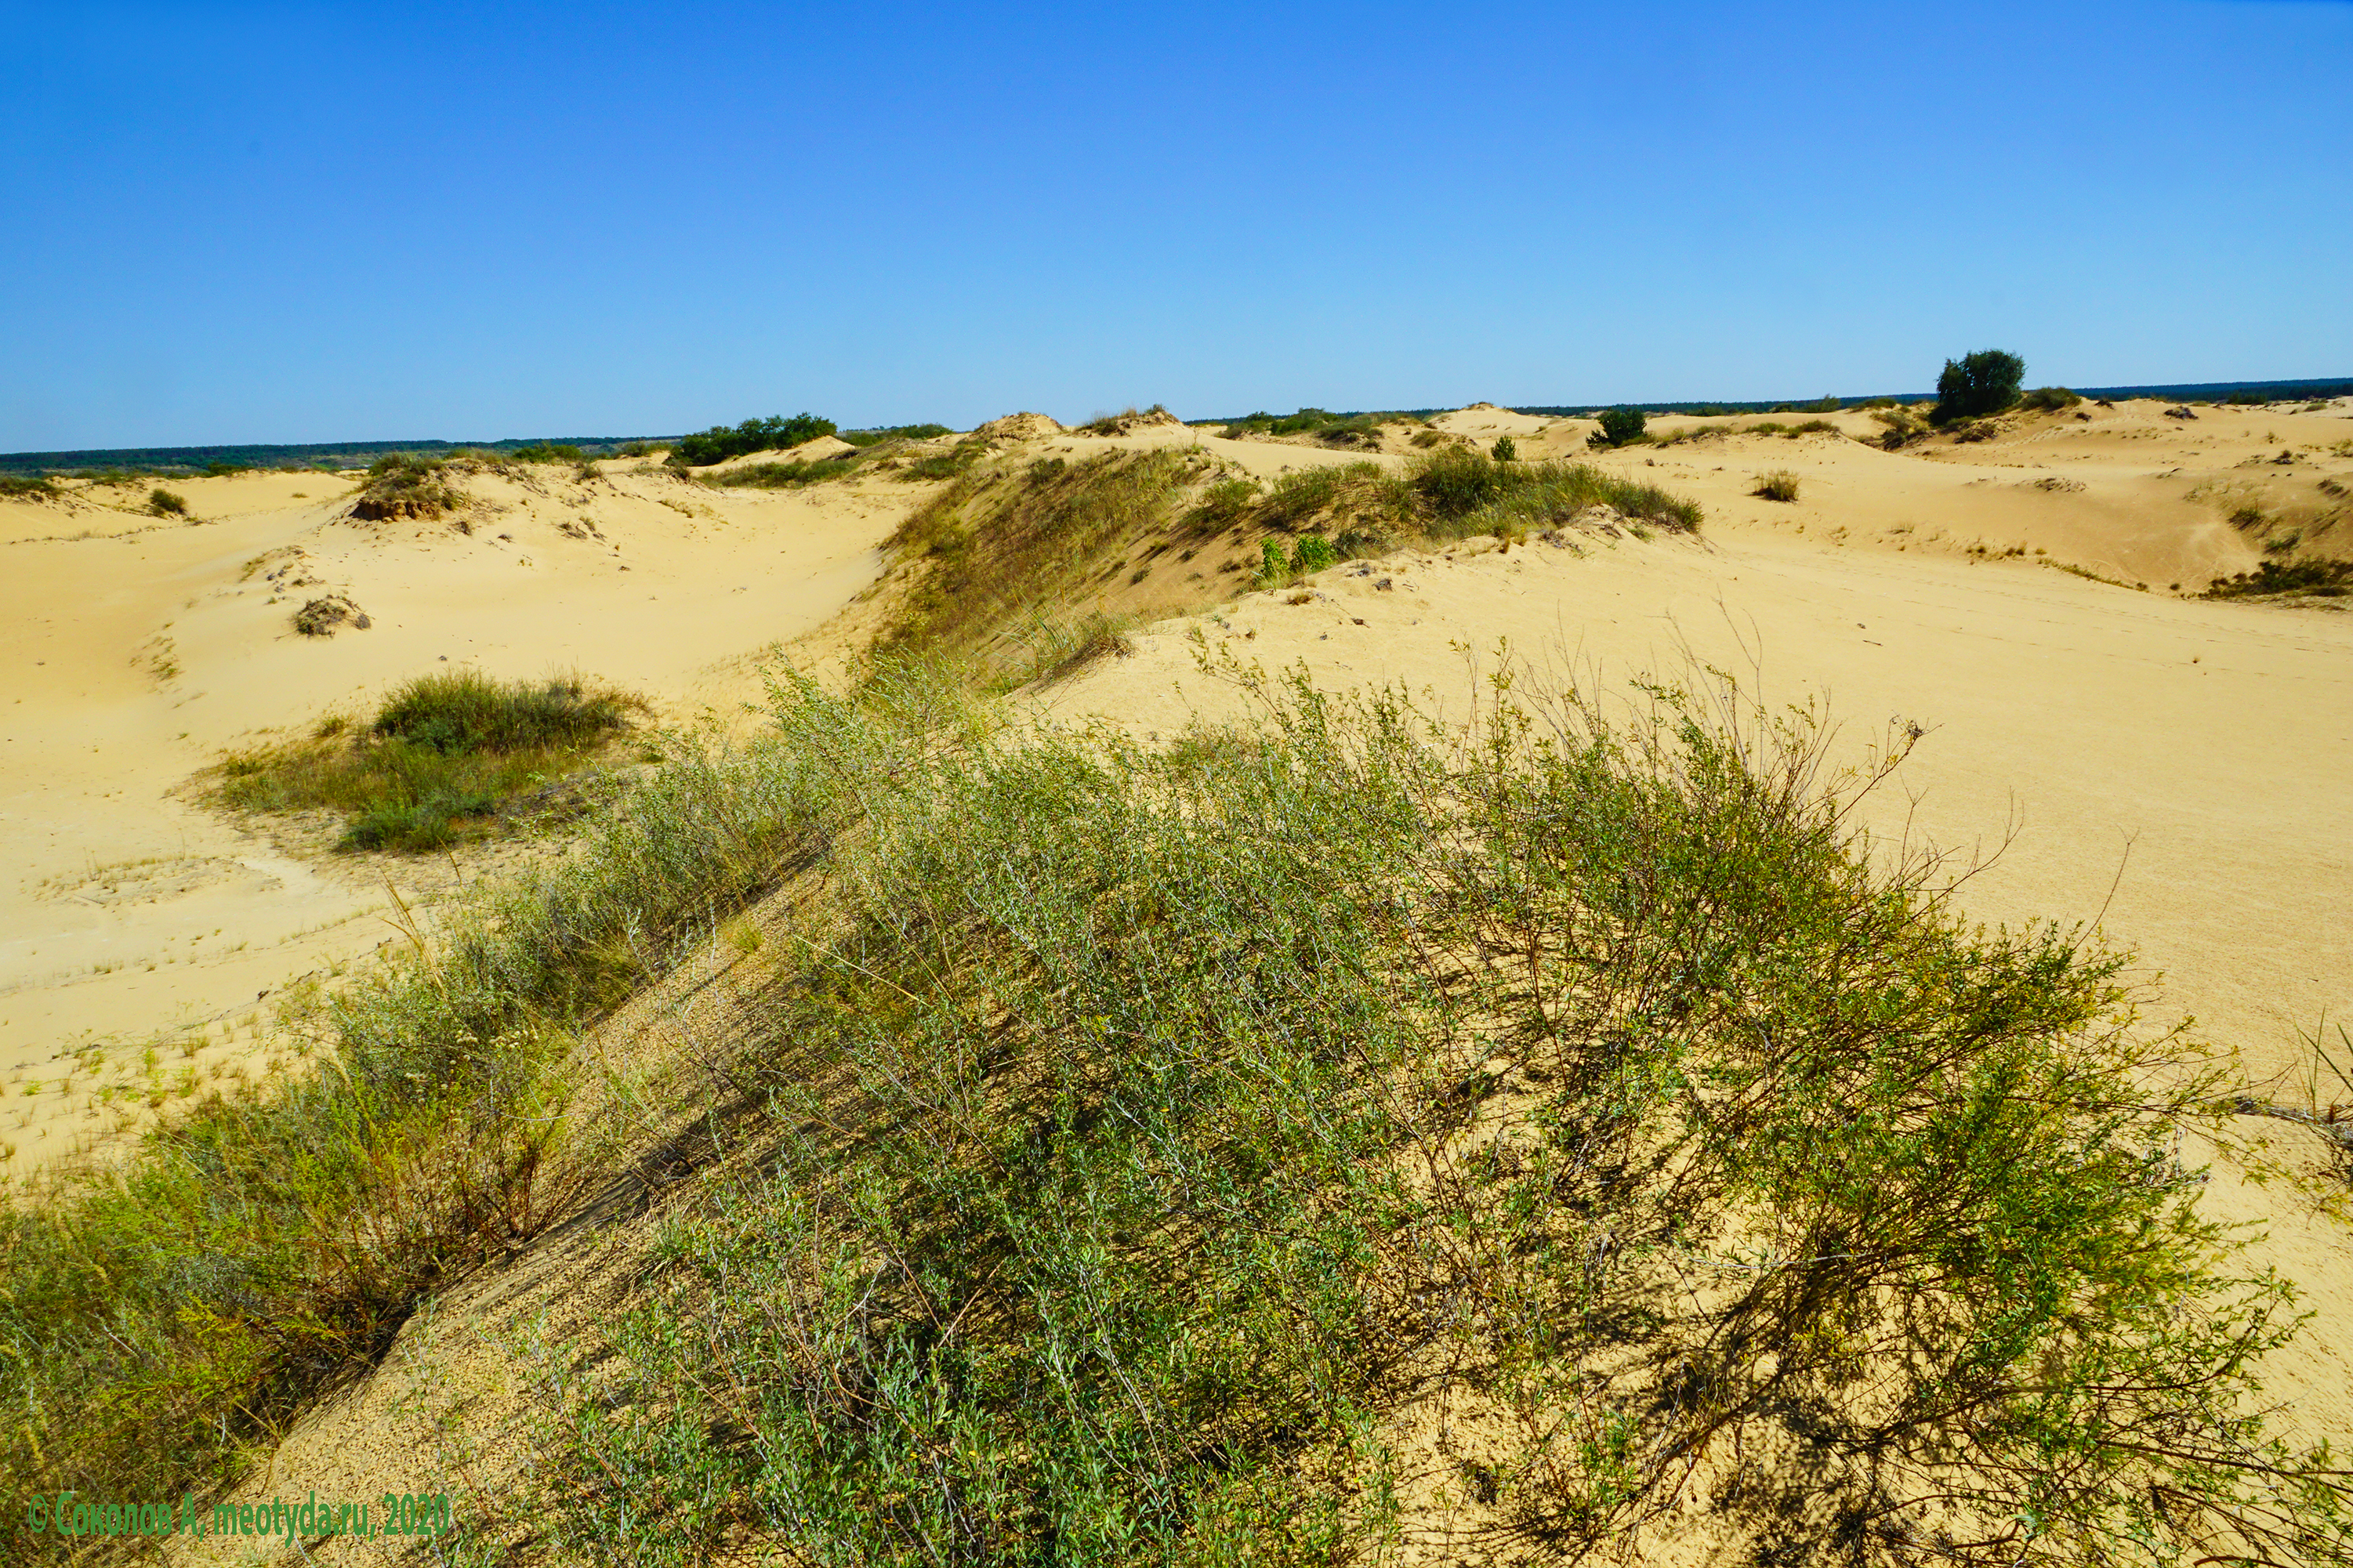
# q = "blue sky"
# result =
<box><xmin>2</xmin><ymin>1</ymin><xmax>2347</xmax><ymax>448</ymax></box>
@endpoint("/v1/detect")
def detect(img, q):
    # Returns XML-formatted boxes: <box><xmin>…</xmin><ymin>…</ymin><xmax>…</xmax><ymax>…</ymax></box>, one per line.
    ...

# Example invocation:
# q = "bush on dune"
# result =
<box><xmin>535</xmin><ymin>664</ymin><xmax>2348</xmax><ymax>1566</ymax></box>
<box><xmin>1933</xmin><ymin>349</ymin><xmax>2025</xmax><ymax>423</ymax></box>
<box><xmin>669</xmin><ymin>413</ymin><xmax>837</xmax><ymax>468</ymax></box>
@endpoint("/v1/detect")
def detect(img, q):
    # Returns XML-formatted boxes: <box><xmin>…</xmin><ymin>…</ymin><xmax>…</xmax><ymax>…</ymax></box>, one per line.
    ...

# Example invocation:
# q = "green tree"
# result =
<box><xmin>1934</xmin><ymin>351</ymin><xmax>2025</xmax><ymax>422</ymax></box>
<box><xmin>1590</xmin><ymin>407</ymin><xmax>1648</xmax><ymax>448</ymax></box>
<box><xmin>1492</xmin><ymin>434</ymin><xmax>1517</xmax><ymax>462</ymax></box>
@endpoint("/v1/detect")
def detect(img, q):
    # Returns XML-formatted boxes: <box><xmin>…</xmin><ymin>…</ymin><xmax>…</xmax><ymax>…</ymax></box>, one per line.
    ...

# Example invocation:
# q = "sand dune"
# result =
<box><xmin>0</xmin><ymin>457</ymin><xmax>914</xmax><ymax>1170</ymax></box>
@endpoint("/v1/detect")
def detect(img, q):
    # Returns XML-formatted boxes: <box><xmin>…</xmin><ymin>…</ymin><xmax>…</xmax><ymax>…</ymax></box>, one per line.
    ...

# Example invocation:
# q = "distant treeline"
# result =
<box><xmin>0</xmin><ymin>436</ymin><xmax>672</xmax><ymax>478</ymax></box>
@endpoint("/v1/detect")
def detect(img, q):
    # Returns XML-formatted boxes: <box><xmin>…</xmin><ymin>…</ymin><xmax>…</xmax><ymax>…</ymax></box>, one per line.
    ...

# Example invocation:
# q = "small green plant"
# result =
<box><xmin>1492</xmin><ymin>434</ymin><xmax>1517</xmax><ymax>462</ymax></box>
<box><xmin>1753</xmin><ymin>470</ymin><xmax>1800</xmax><ymax>502</ymax></box>
<box><xmin>1291</xmin><ymin>533</ymin><xmax>1336</xmax><ymax>574</ymax></box>
<box><xmin>147</xmin><ymin>488</ymin><xmax>188</xmax><ymax>516</ymax></box>
<box><xmin>1258</xmin><ymin>535</ymin><xmax>1289</xmax><ymax>585</ymax></box>
<box><xmin>1933</xmin><ymin>349</ymin><xmax>2025</xmax><ymax>422</ymax></box>
<box><xmin>1589</xmin><ymin>407</ymin><xmax>1648</xmax><ymax>447</ymax></box>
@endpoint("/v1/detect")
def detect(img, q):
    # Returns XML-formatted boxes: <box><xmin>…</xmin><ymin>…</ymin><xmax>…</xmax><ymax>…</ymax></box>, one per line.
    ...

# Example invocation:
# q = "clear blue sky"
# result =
<box><xmin>3</xmin><ymin>1</ymin><xmax>2348</xmax><ymax>449</ymax></box>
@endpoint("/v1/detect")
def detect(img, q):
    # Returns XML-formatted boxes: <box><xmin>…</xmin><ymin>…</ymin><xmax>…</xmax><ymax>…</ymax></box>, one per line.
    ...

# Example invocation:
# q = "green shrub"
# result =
<box><xmin>2203</xmin><ymin>556</ymin><xmax>2352</xmax><ymax>598</ymax></box>
<box><xmin>2</xmin><ymin>473</ymin><xmax>60</xmax><ymax>499</ymax></box>
<box><xmin>1291</xmin><ymin>532</ymin><xmax>1336</xmax><ymax>574</ymax></box>
<box><xmin>148</xmin><ymin>487</ymin><xmax>188</xmax><ymax>516</ymax></box>
<box><xmin>1753</xmin><ymin>469</ymin><xmax>1800</xmax><ymax>502</ymax></box>
<box><xmin>1934</xmin><ymin>349</ymin><xmax>2025</xmax><ymax>422</ymax></box>
<box><xmin>1258</xmin><ymin>534</ymin><xmax>1289</xmax><ymax>585</ymax></box>
<box><xmin>532</xmin><ymin>665</ymin><xmax>2345</xmax><ymax>1566</ymax></box>
<box><xmin>351</xmin><ymin>454</ymin><xmax>460</xmax><ymax>520</ymax></box>
<box><xmin>506</xmin><ymin>442</ymin><xmax>586</xmax><ymax>465</ymax></box>
<box><xmin>669</xmin><ymin>414</ymin><xmax>836</xmax><ymax>468</ymax></box>
<box><xmin>2018</xmin><ymin>386</ymin><xmax>2081</xmax><ymax>412</ymax></box>
<box><xmin>1589</xmin><ymin>406</ymin><xmax>1648</xmax><ymax>447</ymax></box>
<box><xmin>1492</xmin><ymin>433</ymin><xmax>1517</xmax><ymax>461</ymax></box>
<box><xmin>841</xmin><ymin>423</ymin><xmax>953</xmax><ymax>447</ymax></box>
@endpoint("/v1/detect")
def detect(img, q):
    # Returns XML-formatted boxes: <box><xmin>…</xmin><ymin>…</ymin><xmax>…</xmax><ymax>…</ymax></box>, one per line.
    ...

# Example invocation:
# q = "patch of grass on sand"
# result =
<box><xmin>709</xmin><ymin>458</ymin><xmax>862</xmax><ymax>489</ymax></box>
<box><xmin>147</xmin><ymin>487</ymin><xmax>187</xmax><ymax>516</ymax></box>
<box><xmin>1</xmin><ymin>473</ymin><xmax>60</xmax><ymax>499</ymax></box>
<box><xmin>1220</xmin><ymin>407</ymin><xmax>1425</xmax><ymax>447</ymax></box>
<box><xmin>214</xmin><ymin>670</ymin><xmax>641</xmax><ymax>852</ymax></box>
<box><xmin>1753</xmin><ymin>469</ymin><xmax>1801</xmax><ymax>502</ymax></box>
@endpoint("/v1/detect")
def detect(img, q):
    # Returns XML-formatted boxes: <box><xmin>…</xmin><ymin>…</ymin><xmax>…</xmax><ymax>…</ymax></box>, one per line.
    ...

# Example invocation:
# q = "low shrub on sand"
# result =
<box><xmin>1753</xmin><ymin>469</ymin><xmax>1801</xmax><ymax>502</ymax></box>
<box><xmin>350</xmin><ymin>454</ymin><xmax>461</xmax><ymax>521</ymax></box>
<box><xmin>1</xmin><ymin>473</ymin><xmax>60</xmax><ymax>499</ymax></box>
<box><xmin>215</xmin><ymin>670</ymin><xmax>640</xmax><ymax>852</ymax></box>
<box><xmin>147</xmin><ymin>487</ymin><xmax>187</xmax><ymax>516</ymax></box>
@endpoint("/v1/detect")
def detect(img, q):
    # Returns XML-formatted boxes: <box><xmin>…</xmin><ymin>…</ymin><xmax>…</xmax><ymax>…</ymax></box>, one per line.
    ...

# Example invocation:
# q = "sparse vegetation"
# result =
<box><xmin>507</xmin><ymin>442</ymin><xmax>586</xmax><ymax>465</ymax></box>
<box><xmin>2203</xmin><ymin>556</ymin><xmax>2352</xmax><ymax>599</ymax></box>
<box><xmin>1753</xmin><ymin>469</ymin><xmax>1801</xmax><ymax>502</ymax></box>
<box><xmin>669</xmin><ymin>413</ymin><xmax>836</xmax><ymax>468</ymax></box>
<box><xmin>350</xmin><ymin>453</ymin><xmax>461</xmax><ymax>520</ymax></box>
<box><xmin>528</xmin><ymin>664</ymin><xmax>2345</xmax><ymax>1566</ymax></box>
<box><xmin>841</xmin><ymin>423</ymin><xmax>954</xmax><ymax>447</ymax></box>
<box><xmin>709</xmin><ymin>458</ymin><xmax>861</xmax><ymax>489</ymax></box>
<box><xmin>883</xmin><ymin>447</ymin><xmax>1198</xmax><ymax>674</ymax></box>
<box><xmin>1933</xmin><ymin>349</ymin><xmax>2025</xmax><ymax>422</ymax></box>
<box><xmin>1589</xmin><ymin>406</ymin><xmax>1649</xmax><ymax>447</ymax></box>
<box><xmin>147</xmin><ymin>487</ymin><xmax>187</xmax><ymax>516</ymax></box>
<box><xmin>1220</xmin><ymin>407</ymin><xmax>1421</xmax><ymax>446</ymax></box>
<box><xmin>1</xmin><ymin>473</ymin><xmax>60</xmax><ymax>499</ymax></box>
<box><xmin>2018</xmin><ymin>385</ymin><xmax>2082</xmax><ymax>412</ymax></box>
<box><xmin>213</xmin><ymin>670</ymin><xmax>640</xmax><ymax>852</ymax></box>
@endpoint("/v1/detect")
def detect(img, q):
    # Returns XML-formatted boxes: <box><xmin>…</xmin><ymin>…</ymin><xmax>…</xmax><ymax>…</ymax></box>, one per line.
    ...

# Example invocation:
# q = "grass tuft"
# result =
<box><xmin>215</xmin><ymin>670</ymin><xmax>640</xmax><ymax>852</ymax></box>
<box><xmin>351</xmin><ymin>454</ymin><xmax>461</xmax><ymax>521</ymax></box>
<box><xmin>1753</xmin><ymin>469</ymin><xmax>1801</xmax><ymax>502</ymax></box>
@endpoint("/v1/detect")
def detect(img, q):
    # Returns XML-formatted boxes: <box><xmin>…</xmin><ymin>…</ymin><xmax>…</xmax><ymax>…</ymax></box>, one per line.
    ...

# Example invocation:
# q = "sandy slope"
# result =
<box><xmin>0</xmin><ymin>457</ymin><xmax>915</xmax><ymax>1173</ymax></box>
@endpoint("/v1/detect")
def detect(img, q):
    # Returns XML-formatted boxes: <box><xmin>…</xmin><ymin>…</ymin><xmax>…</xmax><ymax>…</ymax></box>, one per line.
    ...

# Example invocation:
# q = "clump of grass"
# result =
<box><xmin>350</xmin><ymin>454</ymin><xmax>461</xmax><ymax>521</ymax></box>
<box><xmin>524</xmin><ymin>663</ymin><xmax>2348</xmax><ymax>1566</ymax></box>
<box><xmin>148</xmin><ymin>487</ymin><xmax>188</xmax><ymax>516</ymax></box>
<box><xmin>2019</xmin><ymin>385</ymin><xmax>2083</xmax><ymax>411</ymax></box>
<box><xmin>215</xmin><ymin>670</ymin><xmax>640</xmax><ymax>852</ymax></box>
<box><xmin>901</xmin><ymin>437</ymin><xmax>991</xmax><ymax>482</ymax></box>
<box><xmin>0</xmin><ymin>473</ymin><xmax>60</xmax><ymax>499</ymax></box>
<box><xmin>1219</xmin><ymin>407</ymin><xmax>1423</xmax><ymax>446</ymax></box>
<box><xmin>506</xmin><ymin>443</ymin><xmax>586</xmax><ymax>465</ymax></box>
<box><xmin>710</xmin><ymin>458</ymin><xmax>861</xmax><ymax>489</ymax></box>
<box><xmin>1417</xmin><ymin>448</ymin><xmax>1702</xmax><ymax>538</ymax></box>
<box><xmin>1753</xmin><ymin>469</ymin><xmax>1801</xmax><ymax>502</ymax></box>
<box><xmin>2203</xmin><ymin>556</ymin><xmax>2352</xmax><ymax>599</ymax></box>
